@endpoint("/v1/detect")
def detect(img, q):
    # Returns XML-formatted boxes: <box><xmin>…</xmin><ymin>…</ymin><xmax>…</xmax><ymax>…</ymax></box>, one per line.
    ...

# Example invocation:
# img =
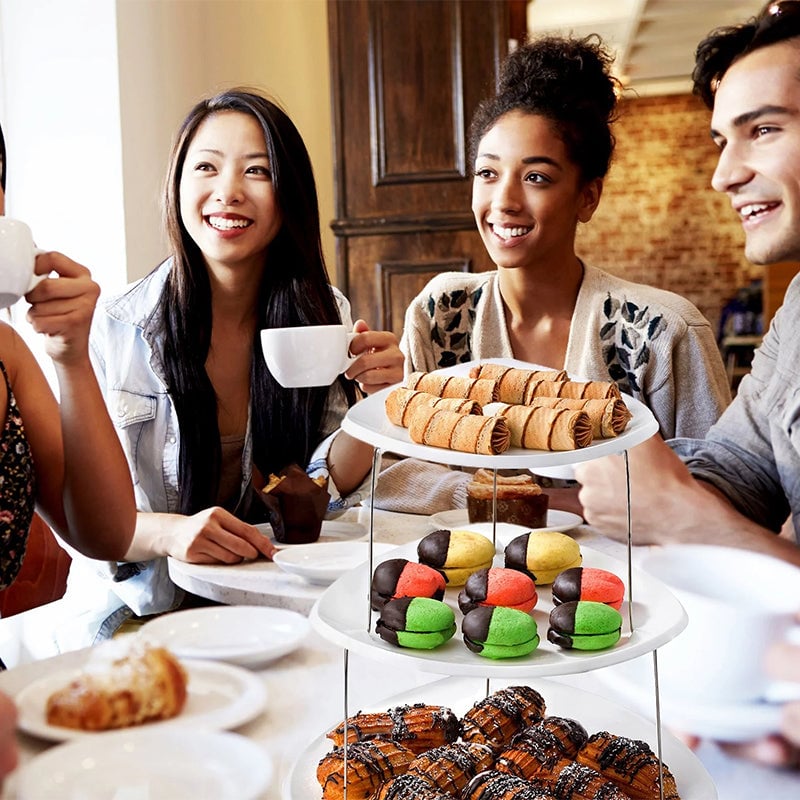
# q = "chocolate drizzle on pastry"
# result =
<box><xmin>376</xmin><ymin>773</ymin><xmax>453</xmax><ymax>800</ymax></box>
<box><xmin>406</xmin><ymin>741</ymin><xmax>495</xmax><ymax>795</ymax></box>
<box><xmin>461</xmin><ymin>686</ymin><xmax>547</xmax><ymax>749</ymax></box>
<box><xmin>553</xmin><ymin>762</ymin><xmax>631</xmax><ymax>800</ymax></box>
<box><xmin>463</xmin><ymin>769</ymin><xmax>558</xmax><ymax>799</ymax></box>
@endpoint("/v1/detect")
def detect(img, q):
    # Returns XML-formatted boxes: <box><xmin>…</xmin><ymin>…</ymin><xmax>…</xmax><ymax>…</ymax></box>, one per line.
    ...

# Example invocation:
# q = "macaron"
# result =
<box><xmin>375</xmin><ymin>596</ymin><xmax>456</xmax><ymax>650</ymax></box>
<box><xmin>551</xmin><ymin>566</ymin><xmax>625</xmax><ymax>610</ymax></box>
<box><xmin>457</xmin><ymin>567</ymin><xmax>538</xmax><ymax>615</ymax></box>
<box><xmin>417</xmin><ymin>529</ymin><xmax>496</xmax><ymax>586</ymax></box>
<box><xmin>547</xmin><ymin>600</ymin><xmax>623</xmax><ymax>651</ymax></box>
<box><xmin>462</xmin><ymin>606</ymin><xmax>540</xmax><ymax>659</ymax></box>
<box><xmin>370</xmin><ymin>558</ymin><xmax>447</xmax><ymax>611</ymax></box>
<box><xmin>504</xmin><ymin>531</ymin><xmax>582</xmax><ymax>585</ymax></box>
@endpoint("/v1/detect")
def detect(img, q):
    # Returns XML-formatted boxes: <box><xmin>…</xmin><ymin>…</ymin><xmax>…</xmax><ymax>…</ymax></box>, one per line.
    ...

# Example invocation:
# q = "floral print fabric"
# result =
<box><xmin>0</xmin><ymin>361</ymin><xmax>34</xmax><ymax>590</ymax></box>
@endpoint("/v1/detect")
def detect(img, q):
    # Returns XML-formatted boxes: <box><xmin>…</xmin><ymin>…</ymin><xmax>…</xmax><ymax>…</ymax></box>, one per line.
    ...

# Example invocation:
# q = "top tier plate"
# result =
<box><xmin>342</xmin><ymin>358</ymin><xmax>659</xmax><ymax>469</ymax></box>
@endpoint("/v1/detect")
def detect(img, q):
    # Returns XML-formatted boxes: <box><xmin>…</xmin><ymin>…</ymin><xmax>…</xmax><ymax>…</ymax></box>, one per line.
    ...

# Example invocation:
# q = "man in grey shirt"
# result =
<box><xmin>577</xmin><ymin>0</ymin><xmax>800</xmax><ymax>765</ymax></box>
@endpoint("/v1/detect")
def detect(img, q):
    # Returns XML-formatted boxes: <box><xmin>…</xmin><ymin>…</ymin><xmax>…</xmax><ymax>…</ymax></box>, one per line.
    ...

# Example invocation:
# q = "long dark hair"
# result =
<box><xmin>159</xmin><ymin>88</ymin><xmax>357</xmax><ymax>515</ymax></box>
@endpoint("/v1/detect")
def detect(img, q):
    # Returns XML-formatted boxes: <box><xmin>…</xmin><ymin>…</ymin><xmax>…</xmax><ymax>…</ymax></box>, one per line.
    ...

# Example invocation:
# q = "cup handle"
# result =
<box><xmin>344</xmin><ymin>332</ymin><xmax>359</xmax><ymax>371</ymax></box>
<box><xmin>26</xmin><ymin>248</ymin><xmax>49</xmax><ymax>293</ymax></box>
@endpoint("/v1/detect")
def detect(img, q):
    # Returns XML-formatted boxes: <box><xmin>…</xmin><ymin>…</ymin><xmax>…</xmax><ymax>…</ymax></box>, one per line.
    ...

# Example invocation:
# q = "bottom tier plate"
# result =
<box><xmin>283</xmin><ymin>674</ymin><xmax>717</xmax><ymax>800</ymax></box>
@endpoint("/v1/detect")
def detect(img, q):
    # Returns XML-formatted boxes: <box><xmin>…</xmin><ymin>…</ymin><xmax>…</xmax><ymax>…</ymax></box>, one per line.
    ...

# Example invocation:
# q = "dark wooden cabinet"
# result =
<box><xmin>327</xmin><ymin>0</ymin><xmax>525</xmax><ymax>336</ymax></box>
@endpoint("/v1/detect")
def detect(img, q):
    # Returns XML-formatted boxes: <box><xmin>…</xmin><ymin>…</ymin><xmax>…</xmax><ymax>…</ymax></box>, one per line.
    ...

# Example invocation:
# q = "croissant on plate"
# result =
<box><xmin>523</xmin><ymin>379</ymin><xmax>621</xmax><ymax>403</ymax></box>
<box><xmin>326</xmin><ymin>703</ymin><xmax>460</xmax><ymax>754</ymax></box>
<box><xmin>317</xmin><ymin>739</ymin><xmax>415</xmax><ymax>800</ymax></box>
<box><xmin>376</xmin><ymin>773</ymin><xmax>454</xmax><ymax>800</ymax></box>
<box><xmin>45</xmin><ymin>643</ymin><xmax>188</xmax><ymax>731</ymax></box>
<box><xmin>408</xmin><ymin>406</ymin><xmax>511</xmax><ymax>455</ymax></box>
<box><xmin>527</xmin><ymin>397</ymin><xmax>632</xmax><ymax>439</ymax></box>
<box><xmin>576</xmin><ymin>731</ymin><xmax>681</xmax><ymax>800</ymax></box>
<box><xmin>405</xmin><ymin>371</ymin><xmax>500</xmax><ymax>405</ymax></box>
<box><xmin>492</xmin><ymin>403</ymin><xmax>593</xmax><ymax>451</ymax></box>
<box><xmin>495</xmin><ymin>730</ymin><xmax>574</xmax><ymax>781</ymax></box>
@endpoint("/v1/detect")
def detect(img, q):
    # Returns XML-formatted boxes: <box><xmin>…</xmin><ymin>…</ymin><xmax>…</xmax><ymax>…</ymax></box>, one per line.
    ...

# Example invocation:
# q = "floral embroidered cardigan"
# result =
<box><xmin>374</xmin><ymin>267</ymin><xmax>731</xmax><ymax>515</ymax></box>
<box><xmin>401</xmin><ymin>266</ymin><xmax>730</xmax><ymax>439</ymax></box>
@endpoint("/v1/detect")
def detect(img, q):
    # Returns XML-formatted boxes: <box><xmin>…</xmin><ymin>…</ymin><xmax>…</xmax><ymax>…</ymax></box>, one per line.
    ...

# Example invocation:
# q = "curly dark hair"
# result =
<box><xmin>693</xmin><ymin>1</ymin><xmax>800</xmax><ymax>108</ymax></box>
<box><xmin>468</xmin><ymin>34</ymin><xmax>621</xmax><ymax>183</ymax></box>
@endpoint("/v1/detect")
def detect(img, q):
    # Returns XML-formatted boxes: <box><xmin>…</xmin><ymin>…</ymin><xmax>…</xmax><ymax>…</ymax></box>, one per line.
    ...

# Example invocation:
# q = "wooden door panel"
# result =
<box><xmin>345</xmin><ymin>229</ymin><xmax>494</xmax><ymax>337</ymax></box>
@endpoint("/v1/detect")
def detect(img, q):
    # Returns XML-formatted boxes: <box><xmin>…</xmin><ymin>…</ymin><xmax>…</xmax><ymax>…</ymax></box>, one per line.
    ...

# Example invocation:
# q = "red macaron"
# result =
<box><xmin>551</xmin><ymin>567</ymin><xmax>625</xmax><ymax>610</ymax></box>
<box><xmin>458</xmin><ymin>567</ymin><xmax>538</xmax><ymax>614</ymax></box>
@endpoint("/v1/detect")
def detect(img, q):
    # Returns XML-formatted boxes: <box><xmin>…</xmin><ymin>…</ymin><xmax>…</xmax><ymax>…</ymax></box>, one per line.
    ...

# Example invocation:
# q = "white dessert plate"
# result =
<box><xmin>139</xmin><ymin>605</ymin><xmax>309</xmax><ymax>666</ymax></box>
<box><xmin>310</xmin><ymin>538</ymin><xmax>687</xmax><ymax>678</ymax></box>
<box><xmin>595</xmin><ymin>661</ymin><xmax>785</xmax><ymax>743</ymax></box>
<box><xmin>429</xmin><ymin>509</ymin><xmax>583</xmax><ymax>543</ymax></box>
<box><xmin>283</xmin><ymin>675</ymin><xmax>716</xmax><ymax>800</ymax></box>
<box><xmin>15</xmin><ymin>659</ymin><xmax>267</xmax><ymax>742</ymax></box>
<box><xmin>273</xmin><ymin>541</ymin><xmax>395</xmax><ymax>585</ymax></box>
<box><xmin>13</xmin><ymin>729</ymin><xmax>272</xmax><ymax>800</ymax></box>
<box><xmin>255</xmin><ymin>518</ymin><xmax>367</xmax><ymax>544</ymax></box>
<box><xmin>342</xmin><ymin>357</ymin><xmax>658</xmax><ymax>469</ymax></box>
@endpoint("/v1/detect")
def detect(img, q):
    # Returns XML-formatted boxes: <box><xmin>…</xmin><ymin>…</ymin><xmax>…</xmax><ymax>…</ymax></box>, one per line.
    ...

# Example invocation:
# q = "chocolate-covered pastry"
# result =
<box><xmin>552</xmin><ymin>762</ymin><xmax>631</xmax><ymax>800</ymax></box>
<box><xmin>376</xmin><ymin>774</ymin><xmax>453</xmax><ymax>800</ymax></box>
<box><xmin>516</xmin><ymin>717</ymin><xmax>588</xmax><ymax>759</ymax></box>
<box><xmin>256</xmin><ymin>463</ymin><xmax>329</xmax><ymax>544</ymax></box>
<box><xmin>406</xmin><ymin>741</ymin><xmax>495</xmax><ymax>795</ymax></box>
<box><xmin>317</xmin><ymin>739</ymin><xmax>415</xmax><ymax>800</ymax></box>
<box><xmin>576</xmin><ymin>732</ymin><xmax>681</xmax><ymax>800</ymax></box>
<box><xmin>462</xmin><ymin>769</ymin><xmax>558</xmax><ymax>799</ymax></box>
<box><xmin>326</xmin><ymin>703</ymin><xmax>460</xmax><ymax>754</ymax></box>
<box><xmin>461</xmin><ymin>685</ymin><xmax>546</xmax><ymax>749</ymax></box>
<box><xmin>496</xmin><ymin>729</ymin><xmax>573</xmax><ymax>781</ymax></box>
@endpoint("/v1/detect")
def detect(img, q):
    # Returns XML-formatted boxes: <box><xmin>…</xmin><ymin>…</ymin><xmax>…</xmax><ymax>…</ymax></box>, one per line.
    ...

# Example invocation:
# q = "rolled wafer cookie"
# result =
<box><xmin>493</xmin><ymin>403</ymin><xmax>593</xmax><ymax>450</ymax></box>
<box><xmin>523</xmin><ymin>378</ymin><xmax>620</xmax><ymax>403</ymax></box>
<box><xmin>385</xmin><ymin>387</ymin><xmax>481</xmax><ymax>427</ymax></box>
<box><xmin>468</xmin><ymin>363</ymin><xmax>568</xmax><ymax>404</ymax></box>
<box><xmin>405</xmin><ymin>371</ymin><xmax>499</xmax><ymax>405</ymax></box>
<box><xmin>527</xmin><ymin>396</ymin><xmax>632</xmax><ymax>438</ymax></box>
<box><xmin>408</xmin><ymin>406</ymin><xmax>510</xmax><ymax>455</ymax></box>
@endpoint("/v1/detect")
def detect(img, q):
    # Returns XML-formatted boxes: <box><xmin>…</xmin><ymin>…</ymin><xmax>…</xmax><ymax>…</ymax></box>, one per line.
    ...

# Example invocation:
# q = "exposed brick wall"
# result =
<box><xmin>576</xmin><ymin>93</ymin><xmax>758</xmax><ymax>333</ymax></box>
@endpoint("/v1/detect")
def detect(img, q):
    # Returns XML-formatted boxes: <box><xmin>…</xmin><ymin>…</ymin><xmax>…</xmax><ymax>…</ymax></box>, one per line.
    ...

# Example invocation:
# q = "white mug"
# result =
<box><xmin>638</xmin><ymin>544</ymin><xmax>800</xmax><ymax>706</ymax></box>
<box><xmin>0</xmin><ymin>218</ymin><xmax>46</xmax><ymax>309</ymax></box>
<box><xmin>260</xmin><ymin>324</ymin><xmax>358</xmax><ymax>388</ymax></box>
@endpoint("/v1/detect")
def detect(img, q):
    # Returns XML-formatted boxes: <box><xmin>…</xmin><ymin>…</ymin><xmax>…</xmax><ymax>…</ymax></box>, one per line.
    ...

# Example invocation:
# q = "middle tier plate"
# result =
<box><xmin>309</xmin><ymin>538</ymin><xmax>687</xmax><ymax>678</ymax></box>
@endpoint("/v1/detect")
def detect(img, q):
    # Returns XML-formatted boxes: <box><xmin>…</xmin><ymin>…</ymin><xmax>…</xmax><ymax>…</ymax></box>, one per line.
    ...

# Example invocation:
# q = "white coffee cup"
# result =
<box><xmin>260</xmin><ymin>324</ymin><xmax>358</xmax><ymax>388</ymax></box>
<box><xmin>637</xmin><ymin>544</ymin><xmax>800</xmax><ymax>706</ymax></box>
<box><xmin>0</xmin><ymin>218</ymin><xmax>46</xmax><ymax>309</ymax></box>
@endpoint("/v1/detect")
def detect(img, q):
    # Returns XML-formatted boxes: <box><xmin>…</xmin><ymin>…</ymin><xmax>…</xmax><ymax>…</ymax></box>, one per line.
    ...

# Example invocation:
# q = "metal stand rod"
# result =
<box><xmin>652</xmin><ymin>649</ymin><xmax>665</xmax><ymax>800</ymax></box>
<box><xmin>343</xmin><ymin>647</ymin><xmax>350</xmax><ymax>800</ymax></box>
<box><xmin>366</xmin><ymin>447</ymin><xmax>382</xmax><ymax>632</ymax></box>
<box><xmin>624</xmin><ymin>449</ymin><xmax>635</xmax><ymax>634</ymax></box>
<box><xmin>492</xmin><ymin>468</ymin><xmax>498</xmax><ymax>546</ymax></box>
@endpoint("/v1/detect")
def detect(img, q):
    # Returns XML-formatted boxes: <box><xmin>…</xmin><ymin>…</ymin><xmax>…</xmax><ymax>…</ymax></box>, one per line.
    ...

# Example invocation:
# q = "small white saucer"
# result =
<box><xmin>595</xmin><ymin>661</ymin><xmax>784</xmax><ymax>743</ymax></box>
<box><xmin>273</xmin><ymin>541</ymin><xmax>395</xmax><ymax>585</ymax></box>
<box><xmin>140</xmin><ymin>606</ymin><xmax>309</xmax><ymax>666</ymax></box>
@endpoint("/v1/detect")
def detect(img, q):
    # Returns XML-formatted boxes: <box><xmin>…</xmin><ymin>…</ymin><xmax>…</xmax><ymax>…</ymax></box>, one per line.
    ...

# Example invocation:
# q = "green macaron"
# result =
<box><xmin>375</xmin><ymin>596</ymin><xmax>456</xmax><ymax>650</ymax></box>
<box><xmin>547</xmin><ymin>600</ymin><xmax>622</xmax><ymax>651</ymax></box>
<box><xmin>462</xmin><ymin>605</ymin><xmax>540</xmax><ymax>659</ymax></box>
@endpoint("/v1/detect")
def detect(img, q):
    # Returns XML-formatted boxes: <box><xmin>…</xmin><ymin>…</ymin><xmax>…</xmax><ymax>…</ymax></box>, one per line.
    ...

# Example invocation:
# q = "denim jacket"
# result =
<box><xmin>60</xmin><ymin>260</ymin><xmax>362</xmax><ymax>646</ymax></box>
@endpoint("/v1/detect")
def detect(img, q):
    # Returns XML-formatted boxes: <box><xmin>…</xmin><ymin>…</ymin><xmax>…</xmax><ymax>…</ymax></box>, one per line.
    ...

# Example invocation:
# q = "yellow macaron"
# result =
<box><xmin>503</xmin><ymin>530</ymin><xmax>582</xmax><ymax>585</ymax></box>
<box><xmin>417</xmin><ymin>529</ymin><xmax>496</xmax><ymax>586</ymax></box>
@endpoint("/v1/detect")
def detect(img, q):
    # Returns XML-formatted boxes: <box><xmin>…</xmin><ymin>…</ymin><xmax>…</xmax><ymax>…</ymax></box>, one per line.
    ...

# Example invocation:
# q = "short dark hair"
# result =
<box><xmin>468</xmin><ymin>34</ymin><xmax>620</xmax><ymax>184</ymax></box>
<box><xmin>693</xmin><ymin>1</ymin><xmax>800</xmax><ymax>108</ymax></box>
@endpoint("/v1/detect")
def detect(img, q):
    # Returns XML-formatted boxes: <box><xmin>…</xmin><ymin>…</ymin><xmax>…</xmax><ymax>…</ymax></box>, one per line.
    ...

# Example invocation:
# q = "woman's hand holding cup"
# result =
<box><xmin>345</xmin><ymin>318</ymin><xmax>404</xmax><ymax>395</ymax></box>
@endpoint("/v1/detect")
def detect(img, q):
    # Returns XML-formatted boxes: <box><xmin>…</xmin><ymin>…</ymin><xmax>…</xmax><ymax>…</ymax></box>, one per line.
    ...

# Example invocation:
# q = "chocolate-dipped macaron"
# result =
<box><xmin>371</xmin><ymin>558</ymin><xmax>447</xmax><ymax>611</ymax></box>
<box><xmin>462</xmin><ymin>606</ymin><xmax>540</xmax><ymax>659</ymax></box>
<box><xmin>504</xmin><ymin>531</ymin><xmax>582</xmax><ymax>585</ymax></box>
<box><xmin>547</xmin><ymin>600</ymin><xmax>622</xmax><ymax>651</ymax></box>
<box><xmin>376</xmin><ymin>596</ymin><xmax>456</xmax><ymax>650</ymax></box>
<box><xmin>417</xmin><ymin>529</ymin><xmax>496</xmax><ymax>586</ymax></box>
<box><xmin>551</xmin><ymin>566</ymin><xmax>625</xmax><ymax>610</ymax></box>
<box><xmin>457</xmin><ymin>567</ymin><xmax>538</xmax><ymax>614</ymax></box>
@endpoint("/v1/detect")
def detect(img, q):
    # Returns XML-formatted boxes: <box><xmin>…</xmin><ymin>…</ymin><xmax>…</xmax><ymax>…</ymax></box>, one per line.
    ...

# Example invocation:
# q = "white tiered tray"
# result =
<box><xmin>309</xmin><ymin>538</ymin><xmax>688</xmax><ymax>679</ymax></box>
<box><xmin>285</xmin><ymin>675</ymin><xmax>717</xmax><ymax>800</ymax></box>
<box><xmin>342</xmin><ymin>358</ymin><xmax>660</xmax><ymax>468</ymax></box>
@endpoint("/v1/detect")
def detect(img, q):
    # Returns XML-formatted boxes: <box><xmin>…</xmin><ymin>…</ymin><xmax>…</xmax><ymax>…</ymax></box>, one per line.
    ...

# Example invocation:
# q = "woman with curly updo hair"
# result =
<box><xmin>376</xmin><ymin>35</ymin><xmax>731</xmax><ymax>515</ymax></box>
